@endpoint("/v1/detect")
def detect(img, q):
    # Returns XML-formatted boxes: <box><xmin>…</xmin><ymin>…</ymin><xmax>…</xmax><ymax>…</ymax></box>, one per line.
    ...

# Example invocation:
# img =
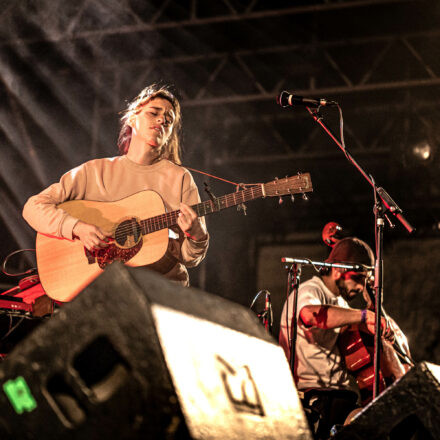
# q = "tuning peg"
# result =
<box><xmin>279</xmin><ymin>196</ymin><xmax>283</xmax><ymax>205</ymax></box>
<box><xmin>302</xmin><ymin>193</ymin><xmax>309</xmax><ymax>201</ymax></box>
<box><xmin>291</xmin><ymin>194</ymin><xmax>295</xmax><ymax>203</ymax></box>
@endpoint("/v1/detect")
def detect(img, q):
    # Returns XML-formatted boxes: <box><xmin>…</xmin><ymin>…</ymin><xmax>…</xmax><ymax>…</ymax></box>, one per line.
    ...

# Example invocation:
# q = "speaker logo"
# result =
<box><xmin>216</xmin><ymin>355</ymin><xmax>265</xmax><ymax>416</ymax></box>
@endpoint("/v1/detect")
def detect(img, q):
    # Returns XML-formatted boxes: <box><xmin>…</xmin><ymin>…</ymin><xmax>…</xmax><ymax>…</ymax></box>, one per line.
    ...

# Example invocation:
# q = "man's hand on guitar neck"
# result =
<box><xmin>178</xmin><ymin>203</ymin><xmax>207</xmax><ymax>242</ymax></box>
<box><xmin>72</xmin><ymin>220</ymin><xmax>113</xmax><ymax>251</ymax></box>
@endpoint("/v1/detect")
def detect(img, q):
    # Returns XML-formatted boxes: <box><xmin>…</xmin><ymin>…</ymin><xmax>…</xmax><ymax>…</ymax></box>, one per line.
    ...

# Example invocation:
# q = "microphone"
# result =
<box><xmin>281</xmin><ymin>257</ymin><xmax>372</xmax><ymax>272</ymax></box>
<box><xmin>277</xmin><ymin>90</ymin><xmax>337</xmax><ymax>108</ymax></box>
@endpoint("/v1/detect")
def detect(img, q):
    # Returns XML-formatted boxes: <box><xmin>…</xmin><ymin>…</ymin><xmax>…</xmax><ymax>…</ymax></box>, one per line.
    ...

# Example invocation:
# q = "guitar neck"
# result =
<box><xmin>140</xmin><ymin>185</ymin><xmax>263</xmax><ymax>235</ymax></box>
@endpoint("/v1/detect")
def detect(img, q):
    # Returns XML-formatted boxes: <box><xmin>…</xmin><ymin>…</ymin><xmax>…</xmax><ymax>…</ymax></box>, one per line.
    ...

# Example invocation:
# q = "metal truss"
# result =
<box><xmin>68</xmin><ymin>2</ymin><xmax>437</xmax><ymax>165</ymax></box>
<box><xmin>90</xmin><ymin>28</ymin><xmax>440</xmax><ymax>106</ymax></box>
<box><xmin>91</xmin><ymin>25</ymin><xmax>440</xmax><ymax>164</ymax></box>
<box><xmin>1</xmin><ymin>0</ymin><xmax>439</xmax><ymax>165</ymax></box>
<box><xmin>0</xmin><ymin>0</ymin><xmax>419</xmax><ymax>44</ymax></box>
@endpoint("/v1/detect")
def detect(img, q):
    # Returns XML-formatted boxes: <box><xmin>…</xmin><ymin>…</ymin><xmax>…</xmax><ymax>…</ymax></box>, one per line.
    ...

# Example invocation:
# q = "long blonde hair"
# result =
<box><xmin>118</xmin><ymin>84</ymin><xmax>182</xmax><ymax>164</ymax></box>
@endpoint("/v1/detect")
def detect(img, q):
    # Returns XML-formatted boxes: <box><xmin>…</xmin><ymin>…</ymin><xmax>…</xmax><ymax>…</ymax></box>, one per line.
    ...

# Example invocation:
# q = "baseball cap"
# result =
<box><xmin>325</xmin><ymin>237</ymin><xmax>374</xmax><ymax>268</ymax></box>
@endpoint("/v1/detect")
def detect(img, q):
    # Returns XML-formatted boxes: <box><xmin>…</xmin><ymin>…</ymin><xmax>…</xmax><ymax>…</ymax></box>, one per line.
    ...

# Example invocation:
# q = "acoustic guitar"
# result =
<box><xmin>36</xmin><ymin>173</ymin><xmax>313</xmax><ymax>302</ymax></box>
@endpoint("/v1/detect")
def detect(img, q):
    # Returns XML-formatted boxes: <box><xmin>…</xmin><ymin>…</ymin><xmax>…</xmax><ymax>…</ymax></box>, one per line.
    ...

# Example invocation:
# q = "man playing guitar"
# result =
<box><xmin>279</xmin><ymin>237</ymin><xmax>395</xmax><ymax>439</ymax></box>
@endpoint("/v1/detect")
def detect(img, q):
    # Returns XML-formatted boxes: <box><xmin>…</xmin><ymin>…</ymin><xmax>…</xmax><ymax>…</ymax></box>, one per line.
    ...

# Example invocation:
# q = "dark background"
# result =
<box><xmin>0</xmin><ymin>0</ymin><xmax>439</xmax><ymax>363</ymax></box>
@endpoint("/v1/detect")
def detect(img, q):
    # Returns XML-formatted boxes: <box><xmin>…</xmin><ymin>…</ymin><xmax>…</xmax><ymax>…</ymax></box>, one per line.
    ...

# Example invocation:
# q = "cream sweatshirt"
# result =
<box><xmin>23</xmin><ymin>155</ymin><xmax>209</xmax><ymax>285</ymax></box>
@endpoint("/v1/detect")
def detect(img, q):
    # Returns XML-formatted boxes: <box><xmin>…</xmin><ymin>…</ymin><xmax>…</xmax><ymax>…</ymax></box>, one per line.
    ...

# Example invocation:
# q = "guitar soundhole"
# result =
<box><xmin>114</xmin><ymin>218</ymin><xmax>142</xmax><ymax>248</ymax></box>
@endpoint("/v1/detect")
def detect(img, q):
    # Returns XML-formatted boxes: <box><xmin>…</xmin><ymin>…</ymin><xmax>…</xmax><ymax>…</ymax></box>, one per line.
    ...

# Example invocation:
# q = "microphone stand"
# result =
<box><xmin>285</xmin><ymin>262</ymin><xmax>301</xmax><ymax>377</ymax></box>
<box><xmin>263</xmin><ymin>290</ymin><xmax>273</xmax><ymax>334</ymax></box>
<box><xmin>250</xmin><ymin>289</ymin><xmax>273</xmax><ymax>335</ymax></box>
<box><xmin>303</xmin><ymin>106</ymin><xmax>414</xmax><ymax>399</ymax></box>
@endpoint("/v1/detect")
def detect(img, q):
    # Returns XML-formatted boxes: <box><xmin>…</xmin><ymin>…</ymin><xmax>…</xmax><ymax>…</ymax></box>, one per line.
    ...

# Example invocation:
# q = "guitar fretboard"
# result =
<box><xmin>140</xmin><ymin>185</ymin><xmax>264</xmax><ymax>235</ymax></box>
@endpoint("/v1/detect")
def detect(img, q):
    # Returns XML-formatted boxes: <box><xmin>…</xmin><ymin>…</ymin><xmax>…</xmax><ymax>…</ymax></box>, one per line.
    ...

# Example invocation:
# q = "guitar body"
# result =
<box><xmin>339</xmin><ymin>326</ymin><xmax>407</xmax><ymax>406</ymax></box>
<box><xmin>36</xmin><ymin>191</ymin><xmax>169</xmax><ymax>302</ymax></box>
<box><xmin>339</xmin><ymin>328</ymin><xmax>385</xmax><ymax>405</ymax></box>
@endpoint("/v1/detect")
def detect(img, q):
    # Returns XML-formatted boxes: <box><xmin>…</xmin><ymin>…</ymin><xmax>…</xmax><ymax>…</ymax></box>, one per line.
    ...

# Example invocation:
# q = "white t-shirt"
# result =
<box><xmin>279</xmin><ymin>276</ymin><xmax>355</xmax><ymax>391</ymax></box>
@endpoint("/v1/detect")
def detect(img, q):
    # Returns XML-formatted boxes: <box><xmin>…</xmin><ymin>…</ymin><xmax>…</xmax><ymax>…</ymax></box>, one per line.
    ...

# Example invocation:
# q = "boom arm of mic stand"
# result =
<box><xmin>305</xmin><ymin>107</ymin><xmax>415</xmax><ymax>234</ymax></box>
<box><xmin>282</xmin><ymin>258</ymin><xmax>371</xmax><ymax>272</ymax></box>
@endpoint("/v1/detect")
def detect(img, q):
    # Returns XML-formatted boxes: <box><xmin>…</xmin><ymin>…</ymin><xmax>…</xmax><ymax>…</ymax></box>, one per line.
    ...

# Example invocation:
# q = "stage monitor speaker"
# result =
<box><xmin>0</xmin><ymin>263</ymin><xmax>311</xmax><ymax>439</ymax></box>
<box><xmin>333</xmin><ymin>361</ymin><xmax>440</xmax><ymax>440</ymax></box>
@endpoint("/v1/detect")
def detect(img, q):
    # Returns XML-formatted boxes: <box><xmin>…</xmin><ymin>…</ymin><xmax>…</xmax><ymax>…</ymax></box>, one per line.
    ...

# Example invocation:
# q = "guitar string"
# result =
<box><xmin>110</xmin><ymin>182</ymin><xmax>293</xmax><ymax>240</ymax></box>
<box><xmin>111</xmin><ymin>184</ymin><xmax>305</xmax><ymax>242</ymax></box>
<box><xmin>110</xmin><ymin>181</ymin><xmax>306</xmax><ymax>242</ymax></box>
<box><xmin>111</xmin><ymin>186</ymin><xmax>264</xmax><ymax>241</ymax></box>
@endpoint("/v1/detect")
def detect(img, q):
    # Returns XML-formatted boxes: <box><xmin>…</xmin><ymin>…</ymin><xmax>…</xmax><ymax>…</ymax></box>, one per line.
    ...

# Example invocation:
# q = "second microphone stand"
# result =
<box><xmin>287</xmin><ymin>263</ymin><xmax>301</xmax><ymax>376</ymax></box>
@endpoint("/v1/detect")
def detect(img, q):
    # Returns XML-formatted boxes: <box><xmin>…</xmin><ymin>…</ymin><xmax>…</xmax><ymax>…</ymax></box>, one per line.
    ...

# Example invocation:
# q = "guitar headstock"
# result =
<box><xmin>264</xmin><ymin>173</ymin><xmax>313</xmax><ymax>197</ymax></box>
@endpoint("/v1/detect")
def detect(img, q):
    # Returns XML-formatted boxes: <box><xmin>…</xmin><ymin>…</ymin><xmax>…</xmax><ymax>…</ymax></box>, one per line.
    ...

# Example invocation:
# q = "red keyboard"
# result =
<box><xmin>0</xmin><ymin>275</ymin><xmax>53</xmax><ymax>316</ymax></box>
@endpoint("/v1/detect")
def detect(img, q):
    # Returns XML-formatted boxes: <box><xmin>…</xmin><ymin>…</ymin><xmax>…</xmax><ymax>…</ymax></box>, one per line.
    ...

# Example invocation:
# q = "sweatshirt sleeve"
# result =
<box><xmin>22</xmin><ymin>163</ymin><xmax>88</xmax><ymax>240</ymax></box>
<box><xmin>179</xmin><ymin>170</ymin><xmax>209</xmax><ymax>267</ymax></box>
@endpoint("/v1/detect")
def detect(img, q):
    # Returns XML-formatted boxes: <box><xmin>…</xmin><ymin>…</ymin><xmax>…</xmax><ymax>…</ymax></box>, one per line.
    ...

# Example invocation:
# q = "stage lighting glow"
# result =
<box><xmin>411</xmin><ymin>140</ymin><xmax>432</xmax><ymax>161</ymax></box>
